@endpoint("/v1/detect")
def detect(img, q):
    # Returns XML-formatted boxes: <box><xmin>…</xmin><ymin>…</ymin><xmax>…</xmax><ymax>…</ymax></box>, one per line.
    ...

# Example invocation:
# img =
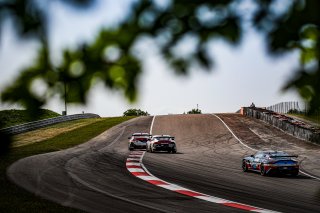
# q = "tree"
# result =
<box><xmin>123</xmin><ymin>109</ymin><xmax>149</xmax><ymax>116</ymax></box>
<box><xmin>1</xmin><ymin>0</ymin><xmax>320</xmax><ymax>112</ymax></box>
<box><xmin>187</xmin><ymin>108</ymin><xmax>202</xmax><ymax>114</ymax></box>
<box><xmin>1</xmin><ymin>0</ymin><xmax>320</xmax><ymax>153</ymax></box>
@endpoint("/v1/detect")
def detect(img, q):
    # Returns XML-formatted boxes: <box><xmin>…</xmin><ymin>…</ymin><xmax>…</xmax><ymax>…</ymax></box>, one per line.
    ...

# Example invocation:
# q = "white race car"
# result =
<box><xmin>146</xmin><ymin>135</ymin><xmax>177</xmax><ymax>153</ymax></box>
<box><xmin>128</xmin><ymin>133</ymin><xmax>151</xmax><ymax>150</ymax></box>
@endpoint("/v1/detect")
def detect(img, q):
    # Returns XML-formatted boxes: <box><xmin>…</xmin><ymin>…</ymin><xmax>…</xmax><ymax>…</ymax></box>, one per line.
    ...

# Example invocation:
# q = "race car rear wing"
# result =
<box><xmin>156</xmin><ymin>136</ymin><xmax>175</xmax><ymax>140</ymax></box>
<box><xmin>269</xmin><ymin>155</ymin><xmax>298</xmax><ymax>158</ymax></box>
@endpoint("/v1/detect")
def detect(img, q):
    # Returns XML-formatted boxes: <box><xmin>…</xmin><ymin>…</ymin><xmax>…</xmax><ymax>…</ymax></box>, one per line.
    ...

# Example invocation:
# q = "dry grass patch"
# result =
<box><xmin>13</xmin><ymin>118</ymin><xmax>101</xmax><ymax>147</ymax></box>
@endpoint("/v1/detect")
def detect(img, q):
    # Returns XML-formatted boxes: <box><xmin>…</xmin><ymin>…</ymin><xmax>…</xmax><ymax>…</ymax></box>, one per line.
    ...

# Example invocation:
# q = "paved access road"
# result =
<box><xmin>7</xmin><ymin>114</ymin><xmax>320</xmax><ymax>212</ymax></box>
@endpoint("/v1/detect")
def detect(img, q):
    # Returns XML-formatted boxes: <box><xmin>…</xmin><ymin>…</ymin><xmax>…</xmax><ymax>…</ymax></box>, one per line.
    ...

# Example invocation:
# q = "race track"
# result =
<box><xmin>7</xmin><ymin>114</ymin><xmax>320</xmax><ymax>212</ymax></box>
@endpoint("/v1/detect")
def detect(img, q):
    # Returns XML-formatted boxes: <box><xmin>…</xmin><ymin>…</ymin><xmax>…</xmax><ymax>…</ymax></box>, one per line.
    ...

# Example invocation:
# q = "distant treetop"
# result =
<box><xmin>123</xmin><ymin>109</ymin><xmax>149</xmax><ymax>116</ymax></box>
<box><xmin>187</xmin><ymin>108</ymin><xmax>202</xmax><ymax>114</ymax></box>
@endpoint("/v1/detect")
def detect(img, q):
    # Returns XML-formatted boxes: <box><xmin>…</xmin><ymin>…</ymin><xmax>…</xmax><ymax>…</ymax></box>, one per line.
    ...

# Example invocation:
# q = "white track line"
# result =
<box><xmin>64</xmin><ymin>126</ymin><xmax>169</xmax><ymax>212</ymax></box>
<box><xmin>212</xmin><ymin>114</ymin><xmax>257</xmax><ymax>151</ymax></box>
<box><xmin>299</xmin><ymin>171</ymin><xmax>320</xmax><ymax>180</ymax></box>
<box><xmin>212</xmin><ymin>114</ymin><xmax>320</xmax><ymax>181</ymax></box>
<box><xmin>150</xmin><ymin>115</ymin><xmax>156</xmax><ymax>135</ymax></box>
<box><xmin>126</xmin><ymin>115</ymin><xmax>280</xmax><ymax>213</ymax></box>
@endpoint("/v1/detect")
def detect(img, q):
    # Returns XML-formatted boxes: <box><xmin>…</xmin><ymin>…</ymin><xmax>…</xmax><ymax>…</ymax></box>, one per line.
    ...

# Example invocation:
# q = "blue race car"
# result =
<box><xmin>242</xmin><ymin>150</ymin><xmax>299</xmax><ymax>176</ymax></box>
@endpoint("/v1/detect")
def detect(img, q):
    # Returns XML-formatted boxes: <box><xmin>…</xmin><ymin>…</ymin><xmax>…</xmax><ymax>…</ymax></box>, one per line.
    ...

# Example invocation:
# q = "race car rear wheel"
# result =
<box><xmin>260</xmin><ymin>164</ymin><xmax>266</xmax><ymax>176</ymax></box>
<box><xmin>242</xmin><ymin>160</ymin><xmax>248</xmax><ymax>172</ymax></box>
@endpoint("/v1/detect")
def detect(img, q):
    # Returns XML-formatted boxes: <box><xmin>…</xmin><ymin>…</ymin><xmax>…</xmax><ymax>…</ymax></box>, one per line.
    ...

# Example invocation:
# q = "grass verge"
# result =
<box><xmin>13</xmin><ymin>118</ymin><xmax>102</xmax><ymax>147</ymax></box>
<box><xmin>288</xmin><ymin>113</ymin><xmax>320</xmax><ymax>127</ymax></box>
<box><xmin>0</xmin><ymin>116</ymin><xmax>134</xmax><ymax>213</ymax></box>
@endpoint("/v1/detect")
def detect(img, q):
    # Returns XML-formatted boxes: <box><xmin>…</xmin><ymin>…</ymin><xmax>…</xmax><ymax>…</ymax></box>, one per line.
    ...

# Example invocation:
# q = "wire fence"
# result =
<box><xmin>266</xmin><ymin>101</ymin><xmax>320</xmax><ymax>124</ymax></box>
<box><xmin>266</xmin><ymin>101</ymin><xmax>307</xmax><ymax>114</ymax></box>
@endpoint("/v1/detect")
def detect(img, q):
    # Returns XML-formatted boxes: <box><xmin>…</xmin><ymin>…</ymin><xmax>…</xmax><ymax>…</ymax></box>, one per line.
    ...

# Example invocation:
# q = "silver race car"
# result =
<box><xmin>146</xmin><ymin>135</ymin><xmax>177</xmax><ymax>153</ymax></box>
<box><xmin>128</xmin><ymin>133</ymin><xmax>151</xmax><ymax>150</ymax></box>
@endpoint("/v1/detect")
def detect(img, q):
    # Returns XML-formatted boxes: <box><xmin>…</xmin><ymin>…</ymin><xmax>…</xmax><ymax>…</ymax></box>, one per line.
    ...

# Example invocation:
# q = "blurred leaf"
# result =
<box><xmin>300</xmin><ymin>48</ymin><xmax>317</xmax><ymax>64</ymax></box>
<box><xmin>283</xmin><ymin>66</ymin><xmax>320</xmax><ymax>113</ymax></box>
<box><xmin>1</xmin><ymin>0</ymin><xmax>320</xmax><ymax>124</ymax></box>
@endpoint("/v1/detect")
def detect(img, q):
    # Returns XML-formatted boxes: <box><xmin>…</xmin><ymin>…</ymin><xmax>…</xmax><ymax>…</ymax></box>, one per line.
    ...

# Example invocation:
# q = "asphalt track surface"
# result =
<box><xmin>7</xmin><ymin>114</ymin><xmax>320</xmax><ymax>212</ymax></box>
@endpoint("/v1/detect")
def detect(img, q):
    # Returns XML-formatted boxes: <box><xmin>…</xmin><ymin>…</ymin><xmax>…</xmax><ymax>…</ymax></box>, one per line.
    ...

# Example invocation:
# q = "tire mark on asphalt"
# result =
<box><xmin>63</xmin><ymin>125</ymin><xmax>168</xmax><ymax>212</ymax></box>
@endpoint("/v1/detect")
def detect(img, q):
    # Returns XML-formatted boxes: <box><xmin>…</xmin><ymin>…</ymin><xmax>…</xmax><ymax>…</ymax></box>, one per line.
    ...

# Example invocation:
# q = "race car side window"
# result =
<box><xmin>255</xmin><ymin>154</ymin><xmax>263</xmax><ymax>159</ymax></box>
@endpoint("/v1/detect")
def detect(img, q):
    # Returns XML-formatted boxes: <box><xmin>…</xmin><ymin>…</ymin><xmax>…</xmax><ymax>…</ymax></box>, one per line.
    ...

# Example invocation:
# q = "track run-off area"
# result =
<box><xmin>7</xmin><ymin>114</ymin><xmax>320</xmax><ymax>212</ymax></box>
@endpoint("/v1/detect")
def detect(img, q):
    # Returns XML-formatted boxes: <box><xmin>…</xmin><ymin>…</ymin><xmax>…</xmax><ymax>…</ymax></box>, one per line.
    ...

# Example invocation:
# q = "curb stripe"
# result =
<box><xmin>147</xmin><ymin>180</ymin><xmax>168</xmax><ymax>185</ymax></box>
<box><xmin>224</xmin><ymin>203</ymin><xmax>258</xmax><ymax>211</ymax></box>
<box><xmin>128</xmin><ymin>156</ymin><xmax>142</xmax><ymax>158</ymax></box>
<box><xmin>131</xmin><ymin>172</ymin><xmax>149</xmax><ymax>176</ymax></box>
<box><xmin>126</xmin><ymin>162</ymin><xmax>141</xmax><ymax>166</ymax></box>
<box><xmin>137</xmin><ymin>175</ymin><xmax>160</xmax><ymax>181</ymax></box>
<box><xmin>127</xmin><ymin>158</ymin><xmax>140</xmax><ymax>161</ymax></box>
<box><xmin>158</xmin><ymin>184</ymin><xmax>187</xmax><ymax>191</ymax></box>
<box><xmin>126</xmin><ymin>150</ymin><xmax>279</xmax><ymax>213</ymax></box>
<box><xmin>127</xmin><ymin>165</ymin><xmax>143</xmax><ymax>168</ymax></box>
<box><xmin>127</xmin><ymin>168</ymin><xmax>145</xmax><ymax>173</ymax></box>
<box><xmin>175</xmin><ymin>190</ymin><xmax>204</xmax><ymax>197</ymax></box>
<box><xmin>195</xmin><ymin>195</ymin><xmax>228</xmax><ymax>203</ymax></box>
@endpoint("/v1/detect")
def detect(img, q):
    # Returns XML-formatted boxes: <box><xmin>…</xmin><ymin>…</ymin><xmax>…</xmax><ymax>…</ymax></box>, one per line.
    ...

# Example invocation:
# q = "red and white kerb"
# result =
<box><xmin>126</xmin><ymin>151</ymin><xmax>280</xmax><ymax>213</ymax></box>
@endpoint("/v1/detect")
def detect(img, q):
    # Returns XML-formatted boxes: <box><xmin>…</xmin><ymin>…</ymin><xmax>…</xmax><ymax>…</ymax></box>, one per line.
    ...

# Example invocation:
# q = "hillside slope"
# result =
<box><xmin>0</xmin><ymin>109</ymin><xmax>60</xmax><ymax>128</ymax></box>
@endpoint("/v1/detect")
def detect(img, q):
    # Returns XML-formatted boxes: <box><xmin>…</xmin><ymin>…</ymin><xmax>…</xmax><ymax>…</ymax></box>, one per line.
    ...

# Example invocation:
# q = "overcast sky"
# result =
<box><xmin>0</xmin><ymin>0</ymin><xmax>301</xmax><ymax>117</ymax></box>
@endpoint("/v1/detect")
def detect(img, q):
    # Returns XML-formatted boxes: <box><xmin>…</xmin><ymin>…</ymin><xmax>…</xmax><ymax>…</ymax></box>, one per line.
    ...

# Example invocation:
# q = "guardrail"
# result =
<box><xmin>241</xmin><ymin>107</ymin><xmax>320</xmax><ymax>144</ymax></box>
<box><xmin>0</xmin><ymin>113</ymin><xmax>100</xmax><ymax>135</ymax></box>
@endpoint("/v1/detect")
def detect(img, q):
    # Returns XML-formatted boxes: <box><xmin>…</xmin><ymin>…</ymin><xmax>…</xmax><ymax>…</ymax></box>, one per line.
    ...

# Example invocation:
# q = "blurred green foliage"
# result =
<box><xmin>0</xmin><ymin>0</ymin><xmax>319</xmax><ymax>119</ymax></box>
<box><xmin>253</xmin><ymin>0</ymin><xmax>320</xmax><ymax>113</ymax></box>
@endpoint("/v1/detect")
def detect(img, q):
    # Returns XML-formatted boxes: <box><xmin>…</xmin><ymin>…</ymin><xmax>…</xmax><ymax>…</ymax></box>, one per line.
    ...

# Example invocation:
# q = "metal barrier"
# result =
<box><xmin>242</xmin><ymin>107</ymin><xmax>320</xmax><ymax>144</ymax></box>
<box><xmin>266</xmin><ymin>101</ymin><xmax>305</xmax><ymax>114</ymax></box>
<box><xmin>0</xmin><ymin>113</ymin><xmax>100</xmax><ymax>135</ymax></box>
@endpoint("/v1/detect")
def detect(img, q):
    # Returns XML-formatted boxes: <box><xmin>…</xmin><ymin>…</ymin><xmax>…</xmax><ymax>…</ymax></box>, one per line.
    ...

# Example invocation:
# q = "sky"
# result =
<box><xmin>0</xmin><ymin>0</ymin><xmax>302</xmax><ymax>117</ymax></box>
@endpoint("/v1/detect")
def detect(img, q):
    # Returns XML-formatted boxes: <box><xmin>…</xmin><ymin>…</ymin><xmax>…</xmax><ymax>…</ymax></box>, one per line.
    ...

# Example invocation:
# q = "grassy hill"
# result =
<box><xmin>0</xmin><ymin>109</ymin><xmax>60</xmax><ymax>128</ymax></box>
